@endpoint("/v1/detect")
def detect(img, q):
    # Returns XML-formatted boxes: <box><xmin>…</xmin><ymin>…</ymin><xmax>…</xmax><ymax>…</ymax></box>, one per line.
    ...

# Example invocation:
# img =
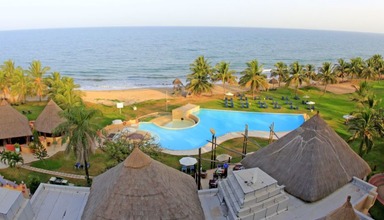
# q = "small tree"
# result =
<box><xmin>32</xmin><ymin>144</ymin><xmax>49</xmax><ymax>163</ymax></box>
<box><xmin>8</xmin><ymin>152</ymin><xmax>24</xmax><ymax>168</ymax></box>
<box><xmin>27</xmin><ymin>175</ymin><xmax>41</xmax><ymax>194</ymax></box>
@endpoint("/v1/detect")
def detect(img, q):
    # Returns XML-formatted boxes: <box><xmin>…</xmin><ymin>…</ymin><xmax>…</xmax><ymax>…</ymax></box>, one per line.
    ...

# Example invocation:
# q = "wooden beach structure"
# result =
<box><xmin>82</xmin><ymin>147</ymin><xmax>204</xmax><ymax>220</ymax></box>
<box><xmin>0</xmin><ymin>100</ymin><xmax>32</xmax><ymax>146</ymax></box>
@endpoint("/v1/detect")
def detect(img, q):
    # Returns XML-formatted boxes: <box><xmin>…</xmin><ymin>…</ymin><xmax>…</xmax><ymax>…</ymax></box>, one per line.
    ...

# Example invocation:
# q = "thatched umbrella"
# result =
<box><xmin>172</xmin><ymin>78</ymin><xmax>184</xmax><ymax>95</ymax></box>
<box><xmin>34</xmin><ymin>100</ymin><xmax>65</xmax><ymax>136</ymax></box>
<box><xmin>269</xmin><ymin>78</ymin><xmax>278</xmax><ymax>89</ymax></box>
<box><xmin>82</xmin><ymin>147</ymin><xmax>204</xmax><ymax>220</ymax></box>
<box><xmin>317</xmin><ymin>196</ymin><xmax>359</xmax><ymax>220</ymax></box>
<box><xmin>0</xmin><ymin>100</ymin><xmax>32</xmax><ymax>144</ymax></box>
<box><xmin>241</xmin><ymin>113</ymin><xmax>371</xmax><ymax>202</ymax></box>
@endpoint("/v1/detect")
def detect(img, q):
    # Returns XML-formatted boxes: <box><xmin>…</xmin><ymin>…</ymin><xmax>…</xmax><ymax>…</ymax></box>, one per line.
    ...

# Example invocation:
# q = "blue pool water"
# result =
<box><xmin>139</xmin><ymin>109</ymin><xmax>305</xmax><ymax>151</ymax></box>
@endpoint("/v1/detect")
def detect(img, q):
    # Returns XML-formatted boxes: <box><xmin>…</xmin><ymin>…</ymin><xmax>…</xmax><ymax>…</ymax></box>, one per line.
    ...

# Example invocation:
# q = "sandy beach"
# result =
<box><xmin>82</xmin><ymin>82</ymin><xmax>356</xmax><ymax>106</ymax></box>
<box><xmin>82</xmin><ymin>84</ymin><xmax>248</xmax><ymax>105</ymax></box>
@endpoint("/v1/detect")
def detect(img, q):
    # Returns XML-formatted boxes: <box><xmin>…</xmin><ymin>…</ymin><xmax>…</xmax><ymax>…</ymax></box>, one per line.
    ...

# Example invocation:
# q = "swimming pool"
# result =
<box><xmin>139</xmin><ymin>109</ymin><xmax>305</xmax><ymax>151</ymax></box>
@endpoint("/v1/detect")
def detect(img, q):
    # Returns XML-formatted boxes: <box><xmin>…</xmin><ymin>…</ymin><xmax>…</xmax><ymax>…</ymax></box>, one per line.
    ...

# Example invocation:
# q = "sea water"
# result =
<box><xmin>1</xmin><ymin>27</ymin><xmax>384</xmax><ymax>90</ymax></box>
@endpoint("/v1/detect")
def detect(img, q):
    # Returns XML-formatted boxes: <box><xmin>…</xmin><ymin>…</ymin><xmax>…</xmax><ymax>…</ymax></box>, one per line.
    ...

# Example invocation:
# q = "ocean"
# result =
<box><xmin>1</xmin><ymin>27</ymin><xmax>384</xmax><ymax>90</ymax></box>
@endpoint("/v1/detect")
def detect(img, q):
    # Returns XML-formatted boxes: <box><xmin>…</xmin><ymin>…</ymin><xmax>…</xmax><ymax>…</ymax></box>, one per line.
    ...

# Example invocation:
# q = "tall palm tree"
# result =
<box><xmin>285</xmin><ymin>61</ymin><xmax>308</xmax><ymax>96</ymax></box>
<box><xmin>10</xmin><ymin>67</ymin><xmax>31</xmax><ymax>103</ymax></box>
<box><xmin>54</xmin><ymin>77</ymin><xmax>83</xmax><ymax>109</ymax></box>
<box><xmin>362</xmin><ymin>58</ymin><xmax>378</xmax><ymax>82</ymax></box>
<box><xmin>368</xmin><ymin>54</ymin><xmax>383</xmax><ymax>81</ymax></box>
<box><xmin>270</xmin><ymin>62</ymin><xmax>288</xmax><ymax>87</ymax></box>
<box><xmin>349</xmin><ymin>57</ymin><xmax>365</xmax><ymax>80</ymax></box>
<box><xmin>351</xmin><ymin>81</ymin><xmax>372</xmax><ymax>104</ymax></box>
<box><xmin>348</xmin><ymin>109</ymin><xmax>378</xmax><ymax>156</ymax></box>
<box><xmin>45</xmin><ymin>71</ymin><xmax>63</xmax><ymax>98</ymax></box>
<box><xmin>335</xmin><ymin>58</ymin><xmax>350</xmax><ymax>82</ymax></box>
<box><xmin>27</xmin><ymin>60</ymin><xmax>50</xmax><ymax>101</ymax></box>
<box><xmin>303</xmin><ymin>64</ymin><xmax>317</xmax><ymax>83</ymax></box>
<box><xmin>239</xmin><ymin>59</ymin><xmax>268</xmax><ymax>97</ymax></box>
<box><xmin>317</xmin><ymin>62</ymin><xmax>338</xmax><ymax>94</ymax></box>
<box><xmin>186</xmin><ymin>56</ymin><xmax>214</xmax><ymax>96</ymax></box>
<box><xmin>54</xmin><ymin>105</ymin><xmax>102</xmax><ymax>185</ymax></box>
<box><xmin>0</xmin><ymin>60</ymin><xmax>16</xmax><ymax>99</ymax></box>
<box><xmin>213</xmin><ymin>61</ymin><xmax>237</xmax><ymax>94</ymax></box>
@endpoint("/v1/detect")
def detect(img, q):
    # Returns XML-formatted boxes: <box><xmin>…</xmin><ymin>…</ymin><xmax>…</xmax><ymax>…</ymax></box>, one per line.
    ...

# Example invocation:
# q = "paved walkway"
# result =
<box><xmin>20</xmin><ymin>164</ymin><xmax>91</xmax><ymax>180</ymax></box>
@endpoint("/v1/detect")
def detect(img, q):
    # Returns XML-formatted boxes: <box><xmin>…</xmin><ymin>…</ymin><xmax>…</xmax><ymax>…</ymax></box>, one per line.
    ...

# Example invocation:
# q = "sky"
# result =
<box><xmin>1</xmin><ymin>0</ymin><xmax>384</xmax><ymax>33</ymax></box>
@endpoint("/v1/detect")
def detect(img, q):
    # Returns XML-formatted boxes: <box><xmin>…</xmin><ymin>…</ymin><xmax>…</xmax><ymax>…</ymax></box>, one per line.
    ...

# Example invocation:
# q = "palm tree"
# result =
<box><xmin>8</xmin><ymin>153</ymin><xmax>24</xmax><ymax>168</ymax></box>
<box><xmin>0</xmin><ymin>60</ymin><xmax>16</xmax><ymax>99</ymax></box>
<box><xmin>317</xmin><ymin>62</ymin><xmax>338</xmax><ymax>94</ymax></box>
<box><xmin>368</xmin><ymin>54</ymin><xmax>383</xmax><ymax>81</ymax></box>
<box><xmin>239</xmin><ymin>59</ymin><xmax>269</xmax><ymax>97</ymax></box>
<box><xmin>54</xmin><ymin>105</ymin><xmax>102</xmax><ymax>185</ymax></box>
<box><xmin>213</xmin><ymin>61</ymin><xmax>237</xmax><ymax>94</ymax></box>
<box><xmin>45</xmin><ymin>71</ymin><xmax>63</xmax><ymax>98</ymax></box>
<box><xmin>27</xmin><ymin>60</ymin><xmax>50</xmax><ymax>101</ymax></box>
<box><xmin>349</xmin><ymin>57</ymin><xmax>365</xmax><ymax>80</ymax></box>
<box><xmin>352</xmin><ymin>81</ymin><xmax>372</xmax><ymax>104</ymax></box>
<box><xmin>335</xmin><ymin>58</ymin><xmax>350</xmax><ymax>82</ymax></box>
<box><xmin>348</xmin><ymin>109</ymin><xmax>378</xmax><ymax>156</ymax></box>
<box><xmin>54</xmin><ymin>77</ymin><xmax>83</xmax><ymax>109</ymax></box>
<box><xmin>303</xmin><ymin>64</ymin><xmax>317</xmax><ymax>83</ymax></box>
<box><xmin>270</xmin><ymin>62</ymin><xmax>288</xmax><ymax>87</ymax></box>
<box><xmin>10</xmin><ymin>67</ymin><xmax>31</xmax><ymax>103</ymax></box>
<box><xmin>362</xmin><ymin>59</ymin><xmax>378</xmax><ymax>82</ymax></box>
<box><xmin>285</xmin><ymin>61</ymin><xmax>308</xmax><ymax>96</ymax></box>
<box><xmin>186</xmin><ymin>56</ymin><xmax>214</xmax><ymax>96</ymax></box>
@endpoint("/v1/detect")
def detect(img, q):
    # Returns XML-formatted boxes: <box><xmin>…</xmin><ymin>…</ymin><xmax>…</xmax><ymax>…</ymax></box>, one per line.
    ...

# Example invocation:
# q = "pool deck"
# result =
<box><xmin>162</xmin><ymin>130</ymin><xmax>289</xmax><ymax>156</ymax></box>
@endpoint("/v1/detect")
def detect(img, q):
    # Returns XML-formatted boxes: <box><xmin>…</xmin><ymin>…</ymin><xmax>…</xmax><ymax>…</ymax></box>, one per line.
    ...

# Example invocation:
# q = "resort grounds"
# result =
<box><xmin>1</xmin><ymin>81</ymin><xmax>384</xmax><ymax>218</ymax></box>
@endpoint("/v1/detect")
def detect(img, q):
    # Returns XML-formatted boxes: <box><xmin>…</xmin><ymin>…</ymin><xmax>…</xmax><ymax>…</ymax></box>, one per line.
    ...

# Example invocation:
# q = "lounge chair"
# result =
<box><xmin>74</xmin><ymin>162</ymin><xmax>82</xmax><ymax>169</ymax></box>
<box><xmin>181</xmin><ymin>166</ymin><xmax>187</xmax><ymax>173</ymax></box>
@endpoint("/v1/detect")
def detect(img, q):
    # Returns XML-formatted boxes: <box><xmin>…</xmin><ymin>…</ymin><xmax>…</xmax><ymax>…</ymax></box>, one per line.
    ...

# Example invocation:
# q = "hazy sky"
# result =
<box><xmin>1</xmin><ymin>0</ymin><xmax>384</xmax><ymax>33</ymax></box>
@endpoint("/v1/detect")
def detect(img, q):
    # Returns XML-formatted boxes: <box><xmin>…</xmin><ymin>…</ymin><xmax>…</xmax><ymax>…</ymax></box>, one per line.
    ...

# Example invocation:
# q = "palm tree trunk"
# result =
<box><xmin>83</xmin><ymin>152</ymin><xmax>91</xmax><ymax>186</ymax></box>
<box><xmin>358</xmin><ymin>139</ymin><xmax>364</xmax><ymax>156</ymax></box>
<box><xmin>323</xmin><ymin>84</ymin><xmax>327</xmax><ymax>95</ymax></box>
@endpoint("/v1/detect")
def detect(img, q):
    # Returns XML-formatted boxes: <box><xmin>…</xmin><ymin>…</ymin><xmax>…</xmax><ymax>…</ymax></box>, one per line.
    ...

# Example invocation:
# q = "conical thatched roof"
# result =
<box><xmin>269</xmin><ymin>78</ymin><xmax>278</xmax><ymax>84</ymax></box>
<box><xmin>82</xmin><ymin>148</ymin><xmax>204</xmax><ymax>220</ymax></box>
<box><xmin>173</xmin><ymin>78</ymin><xmax>184</xmax><ymax>86</ymax></box>
<box><xmin>241</xmin><ymin>113</ymin><xmax>371</xmax><ymax>202</ymax></box>
<box><xmin>0</xmin><ymin>100</ymin><xmax>32</xmax><ymax>139</ymax></box>
<box><xmin>318</xmin><ymin>196</ymin><xmax>359</xmax><ymax>220</ymax></box>
<box><xmin>34</xmin><ymin>100</ymin><xmax>65</xmax><ymax>134</ymax></box>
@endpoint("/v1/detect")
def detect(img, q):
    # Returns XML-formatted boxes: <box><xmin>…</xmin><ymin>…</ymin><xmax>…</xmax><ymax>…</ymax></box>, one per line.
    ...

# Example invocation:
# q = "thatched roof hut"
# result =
<box><xmin>34</xmin><ymin>100</ymin><xmax>65</xmax><ymax>134</ymax></box>
<box><xmin>0</xmin><ymin>100</ymin><xmax>32</xmax><ymax>140</ymax></box>
<box><xmin>82</xmin><ymin>147</ymin><xmax>204</xmax><ymax>220</ymax></box>
<box><xmin>172</xmin><ymin>78</ymin><xmax>184</xmax><ymax>87</ymax></box>
<box><xmin>317</xmin><ymin>196</ymin><xmax>359</xmax><ymax>220</ymax></box>
<box><xmin>241</xmin><ymin>113</ymin><xmax>371</xmax><ymax>202</ymax></box>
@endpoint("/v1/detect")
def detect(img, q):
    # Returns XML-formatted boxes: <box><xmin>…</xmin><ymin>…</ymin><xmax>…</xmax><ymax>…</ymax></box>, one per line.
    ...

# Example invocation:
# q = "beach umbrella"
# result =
<box><xmin>179</xmin><ymin>157</ymin><xmax>198</xmax><ymax>166</ymax></box>
<box><xmin>306</xmin><ymin>101</ymin><xmax>315</xmax><ymax>105</ymax></box>
<box><xmin>269</xmin><ymin>78</ymin><xmax>278</xmax><ymax>89</ymax></box>
<box><xmin>303</xmin><ymin>95</ymin><xmax>310</xmax><ymax>99</ymax></box>
<box><xmin>225</xmin><ymin>92</ymin><xmax>234</xmax><ymax>96</ymax></box>
<box><xmin>216</xmin><ymin>154</ymin><xmax>232</xmax><ymax>162</ymax></box>
<box><xmin>127</xmin><ymin>133</ymin><xmax>145</xmax><ymax>140</ymax></box>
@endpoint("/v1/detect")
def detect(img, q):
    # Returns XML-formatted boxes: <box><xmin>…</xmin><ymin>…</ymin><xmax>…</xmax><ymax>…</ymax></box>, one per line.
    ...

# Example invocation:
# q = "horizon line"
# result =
<box><xmin>1</xmin><ymin>25</ymin><xmax>383</xmax><ymax>35</ymax></box>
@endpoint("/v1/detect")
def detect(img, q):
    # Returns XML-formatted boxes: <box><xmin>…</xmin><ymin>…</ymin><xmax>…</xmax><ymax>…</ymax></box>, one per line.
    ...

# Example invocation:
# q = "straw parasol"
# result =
<box><xmin>269</xmin><ymin>78</ymin><xmax>278</xmax><ymax>89</ymax></box>
<box><xmin>317</xmin><ymin>196</ymin><xmax>359</xmax><ymax>220</ymax></box>
<box><xmin>173</xmin><ymin>78</ymin><xmax>184</xmax><ymax>87</ymax></box>
<box><xmin>216</xmin><ymin>154</ymin><xmax>232</xmax><ymax>162</ymax></box>
<box><xmin>82</xmin><ymin>147</ymin><xmax>204</xmax><ymax>220</ymax></box>
<box><xmin>34</xmin><ymin>100</ymin><xmax>65</xmax><ymax>134</ymax></box>
<box><xmin>0</xmin><ymin>100</ymin><xmax>32</xmax><ymax>140</ymax></box>
<box><xmin>241</xmin><ymin>113</ymin><xmax>371</xmax><ymax>202</ymax></box>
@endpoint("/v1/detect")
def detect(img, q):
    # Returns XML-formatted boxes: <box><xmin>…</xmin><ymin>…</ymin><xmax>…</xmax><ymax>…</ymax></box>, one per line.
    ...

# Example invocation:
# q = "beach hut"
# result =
<box><xmin>82</xmin><ymin>147</ymin><xmax>204</xmax><ymax>220</ymax></box>
<box><xmin>34</xmin><ymin>100</ymin><xmax>65</xmax><ymax>137</ymax></box>
<box><xmin>317</xmin><ymin>196</ymin><xmax>359</xmax><ymax>220</ymax></box>
<box><xmin>0</xmin><ymin>100</ymin><xmax>32</xmax><ymax>146</ymax></box>
<box><xmin>241</xmin><ymin>113</ymin><xmax>371</xmax><ymax>202</ymax></box>
<box><xmin>172</xmin><ymin>78</ymin><xmax>184</xmax><ymax>95</ymax></box>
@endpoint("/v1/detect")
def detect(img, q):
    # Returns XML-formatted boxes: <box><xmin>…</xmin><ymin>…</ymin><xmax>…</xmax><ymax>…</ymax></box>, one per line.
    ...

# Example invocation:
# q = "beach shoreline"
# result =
<box><xmin>82</xmin><ymin>81</ymin><xmax>356</xmax><ymax>106</ymax></box>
